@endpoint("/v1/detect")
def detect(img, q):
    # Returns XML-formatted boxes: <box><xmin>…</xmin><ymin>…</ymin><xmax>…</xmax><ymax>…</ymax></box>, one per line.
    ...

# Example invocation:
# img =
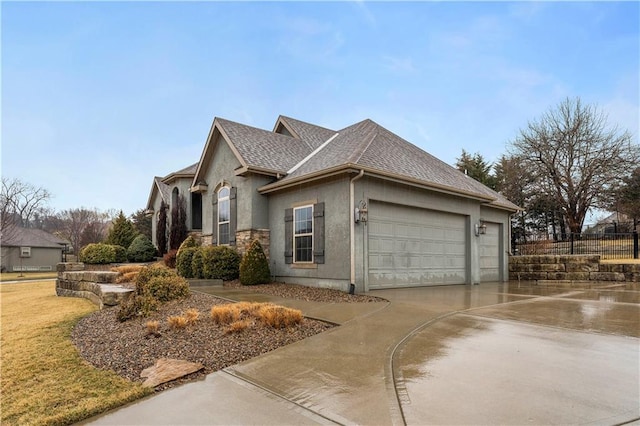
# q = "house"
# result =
<box><xmin>1</xmin><ymin>227</ymin><xmax>70</xmax><ymax>272</ymax></box>
<box><xmin>146</xmin><ymin>115</ymin><xmax>519</xmax><ymax>291</ymax></box>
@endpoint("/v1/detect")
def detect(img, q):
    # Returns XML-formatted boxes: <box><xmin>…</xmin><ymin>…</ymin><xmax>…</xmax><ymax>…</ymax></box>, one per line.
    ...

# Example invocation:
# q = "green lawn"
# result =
<box><xmin>1</xmin><ymin>281</ymin><xmax>151</xmax><ymax>425</ymax></box>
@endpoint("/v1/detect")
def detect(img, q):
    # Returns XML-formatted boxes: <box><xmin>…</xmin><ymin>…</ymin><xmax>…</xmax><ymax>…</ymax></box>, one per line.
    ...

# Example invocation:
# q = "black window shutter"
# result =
<box><xmin>211</xmin><ymin>193</ymin><xmax>218</xmax><ymax>245</ymax></box>
<box><xmin>313</xmin><ymin>202</ymin><xmax>325</xmax><ymax>264</ymax></box>
<box><xmin>229</xmin><ymin>187</ymin><xmax>237</xmax><ymax>245</ymax></box>
<box><xmin>284</xmin><ymin>208</ymin><xmax>293</xmax><ymax>264</ymax></box>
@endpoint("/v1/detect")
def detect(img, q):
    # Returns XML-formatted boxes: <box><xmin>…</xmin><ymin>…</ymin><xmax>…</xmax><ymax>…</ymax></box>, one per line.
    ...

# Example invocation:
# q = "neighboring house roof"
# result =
<box><xmin>187</xmin><ymin>114</ymin><xmax>519</xmax><ymax>212</ymax></box>
<box><xmin>2</xmin><ymin>228</ymin><xmax>69</xmax><ymax>248</ymax></box>
<box><xmin>146</xmin><ymin>163</ymin><xmax>198</xmax><ymax>211</ymax></box>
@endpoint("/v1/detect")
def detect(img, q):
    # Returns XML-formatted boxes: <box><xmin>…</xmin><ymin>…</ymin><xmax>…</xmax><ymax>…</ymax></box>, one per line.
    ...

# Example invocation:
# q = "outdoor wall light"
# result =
<box><xmin>475</xmin><ymin>221</ymin><xmax>487</xmax><ymax>236</ymax></box>
<box><xmin>355</xmin><ymin>200</ymin><xmax>368</xmax><ymax>223</ymax></box>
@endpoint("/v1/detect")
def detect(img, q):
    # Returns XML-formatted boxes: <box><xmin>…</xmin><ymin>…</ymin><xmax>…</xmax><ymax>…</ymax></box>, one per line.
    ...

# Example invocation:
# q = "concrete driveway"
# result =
<box><xmin>88</xmin><ymin>282</ymin><xmax>639</xmax><ymax>425</ymax></box>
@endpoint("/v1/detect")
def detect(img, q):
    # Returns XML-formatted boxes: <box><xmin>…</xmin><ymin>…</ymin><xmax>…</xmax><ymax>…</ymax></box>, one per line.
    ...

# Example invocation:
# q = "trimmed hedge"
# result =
<box><xmin>201</xmin><ymin>246</ymin><xmax>241</xmax><ymax>280</ymax></box>
<box><xmin>178</xmin><ymin>235</ymin><xmax>200</xmax><ymax>254</ymax></box>
<box><xmin>80</xmin><ymin>243</ymin><xmax>127</xmax><ymax>264</ymax></box>
<box><xmin>176</xmin><ymin>247</ymin><xmax>198</xmax><ymax>278</ymax></box>
<box><xmin>240</xmin><ymin>240</ymin><xmax>271</xmax><ymax>285</ymax></box>
<box><xmin>191</xmin><ymin>249</ymin><xmax>204</xmax><ymax>279</ymax></box>
<box><xmin>126</xmin><ymin>235</ymin><xmax>157</xmax><ymax>262</ymax></box>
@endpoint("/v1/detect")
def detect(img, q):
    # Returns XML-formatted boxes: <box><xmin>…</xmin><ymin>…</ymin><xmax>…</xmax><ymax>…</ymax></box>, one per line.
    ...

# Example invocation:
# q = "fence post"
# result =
<box><xmin>634</xmin><ymin>231</ymin><xmax>639</xmax><ymax>260</ymax></box>
<box><xmin>570</xmin><ymin>233</ymin><xmax>574</xmax><ymax>255</ymax></box>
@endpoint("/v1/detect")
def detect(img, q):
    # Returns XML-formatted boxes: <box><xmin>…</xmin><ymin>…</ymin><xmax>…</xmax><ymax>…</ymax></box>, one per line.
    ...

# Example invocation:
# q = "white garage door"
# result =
<box><xmin>368</xmin><ymin>201</ymin><xmax>467</xmax><ymax>289</ymax></box>
<box><xmin>480</xmin><ymin>222</ymin><xmax>501</xmax><ymax>282</ymax></box>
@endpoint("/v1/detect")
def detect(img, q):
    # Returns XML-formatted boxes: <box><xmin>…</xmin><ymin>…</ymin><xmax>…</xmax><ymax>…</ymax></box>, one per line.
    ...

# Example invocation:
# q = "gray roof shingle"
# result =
<box><xmin>2</xmin><ymin>228</ymin><xmax>69</xmax><ymax>248</ymax></box>
<box><xmin>216</xmin><ymin>118</ymin><xmax>314</xmax><ymax>173</ymax></box>
<box><xmin>277</xmin><ymin>116</ymin><xmax>336</xmax><ymax>150</ymax></box>
<box><xmin>277</xmin><ymin>119</ymin><xmax>519</xmax><ymax>210</ymax></box>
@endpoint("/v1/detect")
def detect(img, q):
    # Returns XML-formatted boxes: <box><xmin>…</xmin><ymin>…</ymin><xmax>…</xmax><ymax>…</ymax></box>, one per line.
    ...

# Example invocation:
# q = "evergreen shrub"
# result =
<box><xmin>201</xmin><ymin>246</ymin><xmax>241</xmax><ymax>280</ymax></box>
<box><xmin>177</xmin><ymin>235</ymin><xmax>200</xmax><ymax>254</ymax></box>
<box><xmin>176</xmin><ymin>247</ymin><xmax>198</xmax><ymax>278</ymax></box>
<box><xmin>126</xmin><ymin>235</ymin><xmax>157</xmax><ymax>262</ymax></box>
<box><xmin>80</xmin><ymin>243</ymin><xmax>127</xmax><ymax>264</ymax></box>
<box><xmin>239</xmin><ymin>240</ymin><xmax>271</xmax><ymax>285</ymax></box>
<box><xmin>191</xmin><ymin>249</ymin><xmax>204</xmax><ymax>279</ymax></box>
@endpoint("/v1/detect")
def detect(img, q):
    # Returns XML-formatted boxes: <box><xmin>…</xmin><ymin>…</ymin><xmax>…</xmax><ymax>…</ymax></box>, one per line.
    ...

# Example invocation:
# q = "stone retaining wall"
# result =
<box><xmin>56</xmin><ymin>262</ymin><xmax>134</xmax><ymax>309</ymax></box>
<box><xmin>509</xmin><ymin>255</ymin><xmax>640</xmax><ymax>282</ymax></box>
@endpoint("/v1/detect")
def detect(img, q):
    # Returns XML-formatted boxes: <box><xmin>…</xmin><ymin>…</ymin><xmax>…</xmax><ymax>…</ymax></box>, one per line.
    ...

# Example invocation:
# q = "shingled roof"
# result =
<box><xmin>2</xmin><ymin>228</ymin><xmax>69</xmax><ymax>248</ymax></box>
<box><xmin>189</xmin><ymin>115</ymin><xmax>518</xmax><ymax>211</ymax></box>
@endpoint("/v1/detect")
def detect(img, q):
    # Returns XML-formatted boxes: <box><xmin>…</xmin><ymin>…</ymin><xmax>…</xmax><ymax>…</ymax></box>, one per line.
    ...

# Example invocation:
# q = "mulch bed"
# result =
<box><xmin>72</xmin><ymin>282</ymin><xmax>383</xmax><ymax>391</ymax></box>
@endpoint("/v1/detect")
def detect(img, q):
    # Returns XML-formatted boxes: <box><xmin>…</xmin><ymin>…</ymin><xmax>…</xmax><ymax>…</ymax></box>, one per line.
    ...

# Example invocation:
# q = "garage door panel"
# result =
<box><xmin>368</xmin><ymin>202</ymin><xmax>467</xmax><ymax>289</ymax></box>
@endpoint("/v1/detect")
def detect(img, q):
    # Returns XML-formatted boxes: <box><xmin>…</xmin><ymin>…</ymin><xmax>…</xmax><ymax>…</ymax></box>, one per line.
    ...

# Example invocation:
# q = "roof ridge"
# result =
<box><xmin>352</xmin><ymin>121</ymin><xmax>379</xmax><ymax>164</ymax></box>
<box><xmin>287</xmin><ymin>132</ymin><xmax>340</xmax><ymax>175</ymax></box>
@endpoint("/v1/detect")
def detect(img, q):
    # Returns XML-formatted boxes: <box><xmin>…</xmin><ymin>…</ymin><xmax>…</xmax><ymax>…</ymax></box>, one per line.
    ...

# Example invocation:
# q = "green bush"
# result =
<box><xmin>240</xmin><ymin>240</ymin><xmax>271</xmax><ymax>285</ymax></box>
<box><xmin>176</xmin><ymin>247</ymin><xmax>198</xmax><ymax>278</ymax></box>
<box><xmin>135</xmin><ymin>265</ymin><xmax>190</xmax><ymax>302</ymax></box>
<box><xmin>191</xmin><ymin>249</ymin><xmax>204</xmax><ymax>279</ymax></box>
<box><xmin>177</xmin><ymin>235</ymin><xmax>200</xmax><ymax>254</ymax></box>
<box><xmin>113</xmin><ymin>245</ymin><xmax>127</xmax><ymax>263</ymax></box>
<box><xmin>79</xmin><ymin>243</ymin><xmax>127</xmax><ymax>264</ymax></box>
<box><xmin>126</xmin><ymin>235</ymin><xmax>157</xmax><ymax>262</ymax></box>
<box><xmin>116</xmin><ymin>295</ymin><xmax>160</xmax><ymax>322</ymax></box>
<box><xmin>117</xmin><ymin>265</ymin><xmax>191</xmax><ymax>322</ymax></box>
<box><xmin>201</xmin><ymin>246</ymin><xmax>241</xmax><ymax>280</ymax></box>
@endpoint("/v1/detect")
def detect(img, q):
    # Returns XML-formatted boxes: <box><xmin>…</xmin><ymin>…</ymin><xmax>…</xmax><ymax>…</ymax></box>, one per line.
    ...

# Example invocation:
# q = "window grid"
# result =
<box><xmin>294</xmin><ymin>205</ymin><xmax>313</xmax><ymax>263</ymax></box>
<box><xmin>218</xmin><ymin>187</ymin><xmax>230</xmax><ymax>245</ymax></box>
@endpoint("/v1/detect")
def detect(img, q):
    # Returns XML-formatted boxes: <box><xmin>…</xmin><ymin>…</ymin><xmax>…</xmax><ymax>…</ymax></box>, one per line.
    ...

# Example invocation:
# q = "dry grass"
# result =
<box><xmin>167</xmin><ymin>315</ymin><xmax>189</xmax><ymax>330</ymax></box>
<box><xmin>145</xmin><ymin>320</ymin><xmax>161</xmax><ymax>336</ymax></box>
<box><xmin>210</xmin><ymin>302</ymin><xmax>303</xmax><ymax>332</ymax></box>
<box><xmin>0</xmin><ymin>271</ymin><xmax>58</xmax><ymax>281</ymax></box>
<box><xmin>111</xmin><ymin>265</ymin><xmax>146</xmax><ymax>284</ymax></box>
<box><xmin>0</xmin><ymin>281</ymin><xmax>151</xmax><ymax>425</ymax></box>
<box><xmin>184</xmin><ymin>308</ymin><xmax>200</xmax><ymax>324</ymax></box>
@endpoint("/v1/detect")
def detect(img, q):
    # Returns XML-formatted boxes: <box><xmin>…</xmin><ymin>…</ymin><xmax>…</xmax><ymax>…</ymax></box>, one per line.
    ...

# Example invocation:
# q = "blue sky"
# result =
<box><xmin>2</xmin><ymin>1</ymin><xmax>638</xmax><ymax>217</ymax></box>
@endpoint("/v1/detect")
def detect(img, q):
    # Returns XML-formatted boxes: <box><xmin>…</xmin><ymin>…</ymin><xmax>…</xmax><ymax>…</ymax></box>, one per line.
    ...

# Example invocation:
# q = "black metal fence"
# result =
<box><xmin>512</xmin><ymin>231</ymin><xmax>639</xmax><ymax>260</ymax></box>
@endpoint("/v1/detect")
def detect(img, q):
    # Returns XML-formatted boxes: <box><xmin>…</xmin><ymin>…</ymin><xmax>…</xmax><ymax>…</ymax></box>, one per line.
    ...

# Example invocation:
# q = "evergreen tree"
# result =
<box><xmin>239</xmin><ymin>240</ymin><xmax>271</xmax><ymax>285</ymax></box>
<box><xmin>169</xmin><ymin>195</ymin><xmax>188</xmax><ymax>250</ymax></box>
<box><xmin>455</xmin><ymin>150</ymin><xmax>496</xmax><ymax>189</ymax></box>
<box><xmin>105</xmin><ymin>210</ymin><xmax>138</xmax><ymax>249</ymax></box>
<box><xmin>156</xmin><ymin>201</ymin><xmax>168</xmax><ymax>256</ymax></box>
<box><xmin>131</xmin><ymin>208</ymin><xmax>152</xmax><ymax>240</ymax></box>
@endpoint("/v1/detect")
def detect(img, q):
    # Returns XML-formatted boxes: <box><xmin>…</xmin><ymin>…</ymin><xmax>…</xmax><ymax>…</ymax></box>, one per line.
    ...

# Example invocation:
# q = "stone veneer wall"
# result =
<box><xmin>196</xmin><ymin>229</ymin><xmax>270</xmax><ymax>259</ymax></box>
<box><xmin>509</xmin><ymin>255</ymin><xmax>640</xmax><ymax>282</ymax></box>
<box><xmin>235</xmin><ymin>229</ymin><xmax>270</xmax><ymax>260</ymax></box>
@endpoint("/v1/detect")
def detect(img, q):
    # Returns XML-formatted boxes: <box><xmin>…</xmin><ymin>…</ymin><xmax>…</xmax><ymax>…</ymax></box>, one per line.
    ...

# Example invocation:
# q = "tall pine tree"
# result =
<box><xmin>105</xmin><ymin>210</ymin><xmax>138</xmax><ymax>248</ymax></box>
<box><xmin>157</xmin><ymin>201</ymin><xmax>168</xmax><ymax>256</ymax></box>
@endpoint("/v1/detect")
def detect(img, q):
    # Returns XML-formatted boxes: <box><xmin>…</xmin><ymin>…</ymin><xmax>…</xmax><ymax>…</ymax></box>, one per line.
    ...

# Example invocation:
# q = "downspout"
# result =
<box><xmin>350</xmin><ymin>169</ymin><xmax>365</xmax><ymax>291</ymax></box>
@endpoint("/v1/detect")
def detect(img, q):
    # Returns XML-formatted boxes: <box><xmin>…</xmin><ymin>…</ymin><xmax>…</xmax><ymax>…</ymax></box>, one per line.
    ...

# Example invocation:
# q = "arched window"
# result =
<box><xmin>218</xmin><ymin>187</ymin><xmax>230</xmax><ymax>245</ymax></box>
<box><xmin>172</xmin><ymin>187</ymin><xmax>179</xmax><ymax>208</ymax></box>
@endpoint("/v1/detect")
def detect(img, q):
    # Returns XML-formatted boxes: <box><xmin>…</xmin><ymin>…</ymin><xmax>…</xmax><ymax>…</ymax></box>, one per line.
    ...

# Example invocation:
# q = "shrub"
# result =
<box><xmin>117</xmin><ymin>295</ymin><xmax>160</xmax><ymax>322</ymax></box>
<box><xmin>127</xmin><ymin>234</ymin><xmax>157</xmax><ymax>262</ymax></box>
<box><xmin>178</xmin><ymin>235</ymin><xmax>200</xmax><ymax>254</ymax></box>
<box><xmin>136</xmin><ymin>266</ymin><xmax>190</xmax><ymax>302</ymax></box>
<box><xmin>163</xmin><ymin>249</ymin><xmax>178</xmax><ymax>268</ymax></box>
<box><xmin>176</xmin><ymin>247</ymin><xmax>198</xmax><ymax>278</ymax></box>
<box><xmin>191</xmin><ymin>249</ymin><xmax>204</xmax><ymax>279</ymax></box>
<box><xmin>118</xmin><ymin>265</ymin><xmax>190</xmax><ymax>321</ymax></box>
<box><xmin>239</xmin><ymin>240</ymin><xmax>271</xmax><ymax>285</ymax></box>
<box><xmin>80</xmin><ymin>243</ymin><xmax>127</xmax><ymax>264</ymax></box>
<box><xmin>202</xmin><ymin>246</ymin><xmax>241</xmax><ymax>280</ymax></box>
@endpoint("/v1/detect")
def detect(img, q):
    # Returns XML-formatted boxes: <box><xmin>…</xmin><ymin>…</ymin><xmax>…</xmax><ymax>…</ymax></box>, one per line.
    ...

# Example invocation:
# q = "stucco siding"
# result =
<box><xmin>1</xmin><ymin>246</ymin><xmax>63</xmax><ymax>271</ymax></box>
<box><xmin>268</xmin><ymin>175</ymin><xmax>351</xmax><ymax>289</ymax></box>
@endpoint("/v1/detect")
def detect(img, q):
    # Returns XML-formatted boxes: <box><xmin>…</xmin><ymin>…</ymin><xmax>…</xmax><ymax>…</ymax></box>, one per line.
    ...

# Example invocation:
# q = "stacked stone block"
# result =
<box><xmin>56</xmin><ymin>262</ymin><xmax>134</xmax><ymax>309</ymax></box>
<box><xmin>509</xmin><ymin>255</ymin><xmax>639</xmax><ymax>283</ymax></box>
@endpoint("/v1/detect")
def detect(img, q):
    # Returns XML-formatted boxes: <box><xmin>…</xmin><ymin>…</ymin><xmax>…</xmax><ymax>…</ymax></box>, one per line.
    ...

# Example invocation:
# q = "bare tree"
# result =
<box><xmin>510</xmin><ymin>97</ymin><xmax>640</xmax><ymax>234</ymax></box>
<box><xmin>1</xmin><ymin>178</ymin><xmax>51</xmax><ymax>241</ymax></box>
<box><xmin>47</xmin><ymin>208</ymin><xmax>112</xmax><ymax>255</ymax></box>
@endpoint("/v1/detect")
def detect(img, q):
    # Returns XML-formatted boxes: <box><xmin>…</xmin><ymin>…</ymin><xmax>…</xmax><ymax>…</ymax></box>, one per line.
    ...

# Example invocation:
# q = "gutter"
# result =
<box><xmin>350</xmin><ymin>169</ymin><xmax>365</xmax><ymax>289</ymax></box>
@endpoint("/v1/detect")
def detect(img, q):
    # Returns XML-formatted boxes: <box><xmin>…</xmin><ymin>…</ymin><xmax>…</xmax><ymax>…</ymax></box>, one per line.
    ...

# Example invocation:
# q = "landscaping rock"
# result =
<box><xmin>140</xmin><ymin>358</ymin><xmax>205</xmax><ymax>388</ymax></box>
